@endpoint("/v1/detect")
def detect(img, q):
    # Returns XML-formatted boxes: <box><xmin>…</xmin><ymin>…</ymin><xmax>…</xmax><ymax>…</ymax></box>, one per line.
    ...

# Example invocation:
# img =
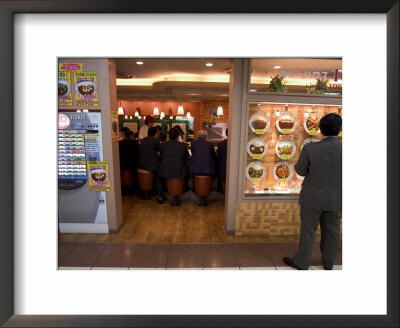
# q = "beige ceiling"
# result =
<box><xmin>116</xmin><ymin>58</ymin><xmax>342</xmax><ymax>101</ymax></box>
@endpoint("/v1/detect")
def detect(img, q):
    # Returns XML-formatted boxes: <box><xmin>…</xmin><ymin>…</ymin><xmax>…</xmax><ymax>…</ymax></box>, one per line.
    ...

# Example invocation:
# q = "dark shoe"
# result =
<box><xmin>283</xmin><ymin>257</ymin><xmax>307</xmax><ymax>270</ymax></box>
<box><xmin>323</xmin><ymin>263</ymin><xmax>333</xmax><ymax>270</ymax></box>
<box><xmin>156</xmin><ymin>197</ymin><xmax>165</xmax><ymax>204</ymax></box>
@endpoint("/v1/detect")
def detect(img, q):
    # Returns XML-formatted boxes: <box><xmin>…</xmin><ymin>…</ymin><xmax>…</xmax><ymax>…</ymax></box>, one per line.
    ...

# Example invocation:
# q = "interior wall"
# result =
<box><xmin>108</xmin><ymin>59</ymin><xmax>123</xmax><ymax>232</ymax></box>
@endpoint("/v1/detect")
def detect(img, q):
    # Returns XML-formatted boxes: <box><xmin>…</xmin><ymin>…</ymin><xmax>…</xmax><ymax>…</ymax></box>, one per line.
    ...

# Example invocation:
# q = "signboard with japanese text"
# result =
<box><xmin>110</xmin><ymin>110</ymin><xmax>119</xmax><ymax>142</ymax></box>
<box><xmin>59</xmin><ymin>62</ymin><xmax>83</xmax><ymax>72</ymax></box>
<box><xmin>58</xmin><ymin>71</ymin><xmax>72</xmax><ymax>106</ymax></box>
<box><xmin>74</xmin><ymin>72</ymin><xmax>99</xmax><ymax>106</ymax></box>
<box><xmin>87</xmin><ymin>161</ymin><xmax>111</xmax><ymax>192</ymax></box>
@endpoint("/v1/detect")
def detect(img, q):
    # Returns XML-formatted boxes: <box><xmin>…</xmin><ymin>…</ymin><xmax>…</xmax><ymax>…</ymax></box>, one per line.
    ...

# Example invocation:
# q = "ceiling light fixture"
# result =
<box><xmin>177</xmin><ymin>104</ymin><xmax>184</xmax><ymax>115</ymax></box>
<box><xmin>273</xmin><ymin>66</ymin><xmax>281</xmax><ymax>69</ymax></box>
<box><xmin>206</xmin><ymin>62</ymin><xmax>213</xmax><ymax>67</ymax></box>
<box><xmin>153</xmin><ymin>103</ymin><xmax>159</xmax><ymax>116</ymax></box>
<box><xmin>160</xmin><ymin>102</ymin><xmax>165</xmax><ymax>119</ymax></box>
<box><xmin>129</xmin><ymin>115</ymin><xmax>133</xmax><ymax>119</ymax></box>
<box><xmin>117</xmin><ymin>100</ymin><xmax>125</xmax><ymax>115</ymax></box>
<box><xmin>217</xmin><ymin>99</ymin><xmax>223</xmax><ymax>117</ymax></box>
<box><xmin>136</xmin><ymin>61</ymin><xmax>143</xmax><ymax>65</ymax></box>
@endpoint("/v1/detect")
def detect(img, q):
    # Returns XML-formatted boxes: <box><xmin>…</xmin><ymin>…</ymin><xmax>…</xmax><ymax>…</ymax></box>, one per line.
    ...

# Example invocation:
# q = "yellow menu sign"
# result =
<box><xmin>87</xmin><ymin>161</ymin><xmax>111</xmax><ymax>192</ymax></box>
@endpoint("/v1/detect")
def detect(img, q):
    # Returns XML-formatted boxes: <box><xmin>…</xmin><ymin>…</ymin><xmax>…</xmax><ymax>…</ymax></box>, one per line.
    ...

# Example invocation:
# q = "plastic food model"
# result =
<box><xmin>248</xmin><ymin>167</ymin><xmax>263</xmax><ymax>178</ymax></box>
<box><xmin>276</xmin><ymin>114</ymin><xmax>296</xmax><ymax>134</ymax></box>
<box><xmin>304</xmin><ymin>115</ymin><xmax>319</xmax><ymax>135</ymax></box>
<box><xmin>249</xmin><ymin>113</ymin><xmax>270</xmax><ymax>134</ymax></box>
<box><xmin>273</xmin><ymin>161</ymin><xmax>293</xmax><ymax>181</ymax></box>
<box><xmin>246</xmin><ymin>161</ymin><xmax>265</xmax><ymax>182</ymax></box>
<box><xmin>275</xmin><ymin>140</ymin><xmax>296</xmax><ymax>160</ymax></box>
<box><xmin>58</xmin><ymin>82</ymin><xmax>68</xmax><ymax>96</ymax></box>
<box><xmin>247</xmin><ymin>137</ymin><xmax>268</xmax><ymax>158</ymax></box>
<box><xmin>77</xmin><ymin>80</ymin><xmax>95</xmax><ymax>95</ymax></box>
<box><xmin>91</xmin><ymin>171</ymin><xmax>106</xmax><ymax>182</ymax></box>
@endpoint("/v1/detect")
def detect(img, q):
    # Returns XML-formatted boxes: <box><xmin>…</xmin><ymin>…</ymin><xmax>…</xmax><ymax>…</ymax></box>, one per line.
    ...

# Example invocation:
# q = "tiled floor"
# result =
<box><xmin>59</xmin><ymin>242</ymin><xmax>342</xmax><ymax>270</ymax></box>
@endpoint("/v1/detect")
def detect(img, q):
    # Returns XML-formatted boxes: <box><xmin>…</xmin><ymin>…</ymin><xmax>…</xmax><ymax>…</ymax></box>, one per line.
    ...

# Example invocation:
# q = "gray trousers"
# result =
<box><xmin>292</xmin><ymin>206</ymin><xmax>341</xmax><ymax>269</ymax></box>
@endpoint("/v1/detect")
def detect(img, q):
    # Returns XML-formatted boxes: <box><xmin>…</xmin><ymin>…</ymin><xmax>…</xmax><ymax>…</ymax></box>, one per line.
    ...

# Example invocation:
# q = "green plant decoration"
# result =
<box><xmin>306</xmin><ymin>79</ymin><xmax>330</xmax><ymax>94</ymax></box>
<box><xmin>268</xmin><ymin>75</ymin><xmax>288</xmax><ymax>93</ymax></box>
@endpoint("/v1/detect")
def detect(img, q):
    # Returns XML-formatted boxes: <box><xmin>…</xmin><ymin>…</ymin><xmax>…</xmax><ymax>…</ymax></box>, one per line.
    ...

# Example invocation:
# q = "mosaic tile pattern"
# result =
<box><xmin>235</xmin><ymin>202</ymin><xmax>342</xmax><ymax>236</ymax></box>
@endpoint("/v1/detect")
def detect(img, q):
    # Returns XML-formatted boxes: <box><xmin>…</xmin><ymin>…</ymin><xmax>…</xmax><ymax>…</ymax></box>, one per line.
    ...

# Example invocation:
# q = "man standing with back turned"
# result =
<box><xmin>284</xmin><ymin>113</ymin><xmax>342</xmax><ymax>270</ymax></box>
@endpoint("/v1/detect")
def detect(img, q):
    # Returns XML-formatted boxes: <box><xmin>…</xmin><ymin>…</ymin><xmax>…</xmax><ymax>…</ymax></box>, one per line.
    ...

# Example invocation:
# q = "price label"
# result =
<box><xmin>279</xmin><ymin>135</ymin><xmax>293</xmax><ymax>140</ymax></box>
<box><xmin>308</xmin><ymin>129</ymin><xmax>319</xmax><ymax>136</ymax></box>
<box><xmin>279</xmin><ymin>178</ymin><xmax>288</xmax><ymax>185</ymax></box>
<box><xmin>280</xmin><ymin>154</ymin><xmax>291</xmax><ymax>160</ymax></box>
<box><xmin>251</xmin><ymin>178</ymin><xmax>260</xmax><ymax>184</ymax></box>
<box><xmin>255</xmin><ymin>129</ymin><xmax>265</xmax><ymax>135</ymax></box>
<box><xmin>252</xmin><ymin>154</ymin><xmax>262</xmax><ymax>159</ymax></box>
<box><xmin>281</xmin><ymin>129</ymin><xmax>292</xmax><ymax>134</ymax></box>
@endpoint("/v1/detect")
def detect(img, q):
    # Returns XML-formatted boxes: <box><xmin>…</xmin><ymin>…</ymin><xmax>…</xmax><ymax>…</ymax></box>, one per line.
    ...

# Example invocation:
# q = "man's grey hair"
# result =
<box><xmin>197</xmin><ymin>130</ymin><xmax>207</xmax><ymax>140</ymax></box>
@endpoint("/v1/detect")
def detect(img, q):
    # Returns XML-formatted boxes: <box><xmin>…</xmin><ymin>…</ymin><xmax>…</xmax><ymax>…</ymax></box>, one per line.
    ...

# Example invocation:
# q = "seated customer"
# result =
<box><xmin>190</xmin><ymin>130</ymin><xmax>216</xmax><ymax>176</ymax></box>
<box><xmin>119</xmin><ymin>130</ymin><xmax>139</xmax><ymax>195</ymax></box>
<box><xmin>159</xmin><ymin>128</ymin><xmax>190</xmax><ymax>196</ymax></box>
<box><xmin>138</xmin><ymin>126</ymin><xmax>164</xmax><ymax>202</ymax></box>
<box><xmin>173</xmin><ymin>125</ymin><xmax>185</xmax><ymax>142</ymax></box>
<box><xmin>216</xmin><ymin>128</ymin><xmax>228</xmax><ymax>181</ymax></box>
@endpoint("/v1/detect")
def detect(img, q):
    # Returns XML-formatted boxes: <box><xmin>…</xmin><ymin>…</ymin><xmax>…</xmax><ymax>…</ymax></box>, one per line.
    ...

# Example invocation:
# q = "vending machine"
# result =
<box><xmin>58</xmin><ymin>112</ymin><xmax>108</xmax><ymax>233</ymax></box>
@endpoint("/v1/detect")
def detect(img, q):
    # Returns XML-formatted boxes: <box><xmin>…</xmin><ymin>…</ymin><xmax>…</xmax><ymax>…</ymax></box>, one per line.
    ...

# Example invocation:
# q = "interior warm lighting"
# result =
<box><xmin>129</xmin><ymin>115</ymin><xmax>133</xmax><ymax>119</ymax></box>
<box><xmin>134</xmin><ymin>111</ymin><xmax>139</xmax><ymax>117</ymax></box>
<box><xmin>217</xmin><ymin>105</ymin><xmax>224</xmax><ymax>116</ymax></box>
<box><xmin>177</xmin><ymin>105</ymin><xmax>184</xmax><ymax>115</ymax></box>
<box><xmin>136</xmin><ymin>61</ymin><xmax>143</xmax><ymax>65</ymax></box>
<box><xmin>118</xmin><ymin>106</ymin><xmax>125</xmax><ymax>115</ymax></box>
<box><xmin>124</xmin><ymin>115</ymin><xmax>128</xmax><ymax>119</ymax></box>
<box><xmin>143</xmin><ymin>116</ymin><xmax>146</xmax><ymax>120</ymax></box>
<box><xmin>206</xmin><ymin>62</ymin><xmax>213</xmax><ymax>67</ymax></box>
<box><xmin>186</xmin><ymin>112</ymin><xmax>191</xmax><ymax>119</ymax></box>
<box><xmin>170</xmin><ymin>116</ymin><xmax>173</xmax><ymax>119</ymax></box>
<box><xmin>273</xmin><ymin>65</ymin><xmax>281</xmax><ymax>69</ymax></box>
<box><xmin>117</xmin><ymin>100</ymin><xmax>125</xmax><ymax>115</ymax></box>
<box><xmin>153</xmin><ymin>106</ymin><xmax>159</xmax><ymax>116</ymax></box>
<box><xmin>160</xmin><ymin>112</ymin><xmax>165</xmax><ymax>119</ymax></box>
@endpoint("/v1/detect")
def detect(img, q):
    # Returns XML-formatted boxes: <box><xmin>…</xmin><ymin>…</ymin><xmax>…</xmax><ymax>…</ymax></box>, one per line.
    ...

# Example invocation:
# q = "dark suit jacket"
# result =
<box><xmin>216</xmin><ymin>139</ymin><xmax>227</xmax><ymax>180</ymax></box>
<box><xmin>138</xmin><ymin>137</ymin><xmax>161</xmax><ymax>173</ymax></box>
<box><xmin>189</xmin><ymin>138</ymin><xmax>216</xmax><ymax>175</ymax></box>
<box><xmin>119</xmin><ymin>139</ymin><xmax>139</xmax><ymax>171</ymax></box>
<box><xmin>159</xmin><ymin>140</ymin><xmax>189</xmax><ymax>178</ymax></box>
<box><xmin>295</xmin><ymin>136</ymin><xmax>342</xmax><ymax>212</ymax></box>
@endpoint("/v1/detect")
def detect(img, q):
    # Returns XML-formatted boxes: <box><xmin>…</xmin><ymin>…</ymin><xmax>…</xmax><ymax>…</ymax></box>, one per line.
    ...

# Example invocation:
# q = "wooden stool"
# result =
<box><xmin>120</xmin><ymin>170</ymin><xmax>134</xmax><ymax>195</ymax></box>
<box><xmin>137</xmin><ymin>169</ymin><xmax>154</xmax><ymax>200</ymax></box>
<box><xmin>194</xmin><ymin>175</ymin><xmax>213</xmax><ymax>207</ymax></box>
<box><xmin>166</xmin><ymin>178</ymin><xmax>185</xmax><ymax>206</ymax></box>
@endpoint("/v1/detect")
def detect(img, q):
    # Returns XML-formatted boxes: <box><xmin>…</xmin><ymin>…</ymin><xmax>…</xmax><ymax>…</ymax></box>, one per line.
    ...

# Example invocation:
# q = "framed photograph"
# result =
<box><xmin>120</xmin><ymin>119</ymin><xmax>141</xmax><ymax>134</ymax></box>
<box><xmin>0</xmin><ymin>1</ymin><xmax>398</xmax><ymax>327</ymax></box>
<box><xmin>169</xmin><ymin>120</ymin><xmax>190</xmax><ymax>142</ymax></box>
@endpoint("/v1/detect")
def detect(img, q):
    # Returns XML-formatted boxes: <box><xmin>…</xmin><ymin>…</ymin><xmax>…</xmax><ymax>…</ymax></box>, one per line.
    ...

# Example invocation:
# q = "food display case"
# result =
<box><xmin>244</xmin><ymin>102</ymin><xmax>342</xmax><ymax>197</ymax></box>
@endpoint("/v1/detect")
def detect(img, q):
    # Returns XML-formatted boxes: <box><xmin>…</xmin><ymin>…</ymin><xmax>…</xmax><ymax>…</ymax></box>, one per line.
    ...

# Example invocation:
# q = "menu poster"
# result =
<box><xmin>110</xmin><ymin>110</ymin><xmax>119</xmax><ymax>142</ymax></box>
<box><xmin>59</xmin><ymin>63</ymin><xmax>83</xmax><ymax>72</ymax></box>
<box><xmin>87</xmin><ymin>161</ymin><xmax>111</xmax><ymax>192</ymax></box>
<box><xmin>74</xmin><ymin>72</ymin><xmax>99</xmax><ymax>106</ymax></box>
<box><xmin>58</xmin><ymin>71</ymin><xmax>72</xmax><ymax>106</ymax></box>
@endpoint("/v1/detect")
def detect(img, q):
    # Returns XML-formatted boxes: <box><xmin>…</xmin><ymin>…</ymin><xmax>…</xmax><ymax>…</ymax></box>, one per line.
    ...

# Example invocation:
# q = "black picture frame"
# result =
<box><xmin>0</xmin><ymin>1</ymin><xmax>398</xmax><ymax>327</ymax></box>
